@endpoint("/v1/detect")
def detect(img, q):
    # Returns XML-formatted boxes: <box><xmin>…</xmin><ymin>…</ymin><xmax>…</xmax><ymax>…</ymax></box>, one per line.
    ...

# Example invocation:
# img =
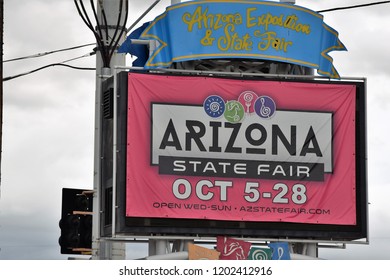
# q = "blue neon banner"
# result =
<box><xmin>138</xmin><ymin>0</ymin><xmax>346</xmax><ymax>78</ymax></box>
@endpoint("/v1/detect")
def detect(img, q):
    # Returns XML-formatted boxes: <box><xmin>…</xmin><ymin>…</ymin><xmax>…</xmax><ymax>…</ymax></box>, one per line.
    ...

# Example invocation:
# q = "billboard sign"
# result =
<box><xmin>123</xmin><ymin>72</ymin><xmax>367</xmax><ymax>240</ymax></box>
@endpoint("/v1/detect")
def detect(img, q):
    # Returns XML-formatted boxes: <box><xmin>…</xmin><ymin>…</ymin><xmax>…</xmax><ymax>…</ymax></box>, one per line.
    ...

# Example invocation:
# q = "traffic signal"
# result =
<box><xmin>59</xmin><ymin>188</ymin><xmax>93</xmax><ymax>255</ymax></box>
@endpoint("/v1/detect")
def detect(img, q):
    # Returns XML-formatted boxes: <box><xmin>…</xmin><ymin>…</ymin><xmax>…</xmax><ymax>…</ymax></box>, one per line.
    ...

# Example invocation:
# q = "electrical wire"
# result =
<box><xmin>90</xmin><ymin>0</ymin><xmax>104</xmax><ymax>43</ymax></box>
<box><xmin>107</xmin><ymin>0</ymin><xmax>128</xmax><ymax>64</ymax></box>
<box><xmin>3</xmin><ymin>52</ymin><xmax>96</xmax><ymax>82</ymax></box>
<box><xmin>317</xmin><ymin>1</ymin><xmax>390</xmax><ymax>13</ymax></box>
<box><xmin>99</xmin><ymin>1</ymin><xmax>109</xmax><ymax>44</ymax></box>
<box><xmin>74</xmin><ymin>0</ymin><xmax>109</xmax><ymax>67</ymax></box>
<box><xmin>88</xmin><ymin>0</ymin><xmax>109</xmax><ymax>66</ymax></box>
<box><xmin>126</xmin><ymin>0</ymin><xmax>161</xmax><ymax>35</ymax></box>
<box><xmin>74</xmin><ymin>0</ymin><xmax>128</xmax><ymax>68</ymax></box>
<box><xmin>4</xmin><ymin>1</ymin><xmax>128</xmax><ymax>81</ymax></box>
<box><xmin>3</xmin><ymin>64</ymin><xmax>95</xmax><ymax>82</ymax></box>
<box><xmin>3</xmin><ymin>43</ymin><xmax>95</xmax><ymax>63</ymax></box>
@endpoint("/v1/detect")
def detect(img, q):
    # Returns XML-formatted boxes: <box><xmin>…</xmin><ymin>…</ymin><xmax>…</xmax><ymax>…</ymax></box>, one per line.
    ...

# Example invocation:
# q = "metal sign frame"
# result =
<box><xmin>100</xmin><ymin>67</ymin><xmax>368</xmax><ymax>244</ymax></box>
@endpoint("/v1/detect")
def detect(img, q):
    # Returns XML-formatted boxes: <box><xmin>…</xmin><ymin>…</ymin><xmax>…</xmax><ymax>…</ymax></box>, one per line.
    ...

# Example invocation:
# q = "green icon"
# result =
<box><xmin>224</xmin><ymin>100</ymin><xmax>245</xmax><ymax>123</ymax></box>
<box><xmin>248</xmin><ymin>247</ymin><xmax>273</xmax><ymax>260</ymax></box>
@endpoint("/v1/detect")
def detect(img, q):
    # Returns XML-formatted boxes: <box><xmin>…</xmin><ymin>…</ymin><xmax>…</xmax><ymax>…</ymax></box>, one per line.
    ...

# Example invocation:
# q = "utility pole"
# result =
<box><xmin>92</xmin><ymin>0</ymin><xmax>127</xmax><ymax>260</ymax></box>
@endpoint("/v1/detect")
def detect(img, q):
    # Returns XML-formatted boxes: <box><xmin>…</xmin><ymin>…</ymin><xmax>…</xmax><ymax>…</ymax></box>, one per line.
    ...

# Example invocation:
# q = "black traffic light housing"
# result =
<box><xmin>59</xmin><ymin>188</ymin><xmax>93</xmax><ymax>255</ymax></box>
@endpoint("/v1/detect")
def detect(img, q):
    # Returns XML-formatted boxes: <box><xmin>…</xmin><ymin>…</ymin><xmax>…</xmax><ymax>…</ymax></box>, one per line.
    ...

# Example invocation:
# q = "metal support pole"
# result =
<box><xmin>92</xmin><ymin>0</ymin><xmax>127</xmax><ymax>260</ymax></box>
<box><xmin>148</xmin><ymin>239</ymin><xmax>169</xmax><ymax>256</ymax></box>
<box><xmin>156</xmin><ymin>240</ymin><xmax>168</xmax><ymax>255</ymax></box>
<box><xmin>306</xmin><ymin>243</ymin><xmax>318</xmax><ymax>258</ymax></box>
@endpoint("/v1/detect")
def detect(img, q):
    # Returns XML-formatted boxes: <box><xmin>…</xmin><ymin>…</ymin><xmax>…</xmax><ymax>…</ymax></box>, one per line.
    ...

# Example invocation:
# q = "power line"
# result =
<box><xmin>126</xmin><ymin>0</ymin><xmax>161</xmax><ymax>36</ymax></box>
<box><xmin>3</xmin><ymin>43</ymin><xmax>95</xmax><ymax>63</ymax></box>
<box><xmin>317</xmin><ymin>1</ymin><xmax>390</xmax><ymax>13</ymax></box>
<box><xmin>3</xmin><ymin>52</ymin><xmax>96</xmax><ymax>82</ymax></box>
<box><xmin>4</xmin><ymin>0</ymin><xmax>129</xmax><ymax>80</ymax></box>
<box><xmin>74</xmin><ymin>0</ymin><xmax>128</xmax><ymax>68</ymax></box>
<box><xmin>3</xmin><ymin>63</ymin><xmax>95</xmax><ymax>82</ymax></box>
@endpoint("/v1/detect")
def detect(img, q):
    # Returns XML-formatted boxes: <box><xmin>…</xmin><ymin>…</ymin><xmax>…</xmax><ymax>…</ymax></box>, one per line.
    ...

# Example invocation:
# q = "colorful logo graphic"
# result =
<box><xmin>224</xmin><ymin>100</ymin><xmax>245</xmax><ymax>123</ymax></box>
<box><xmin>217</xmin><ymin>236</ymin><xmax>251</xmax><ymax>260</ymax></box>
<box><xmin>268</xmin><ymin>242</ymin><xmax>291</xmax><ymax>260</ymax></box>
<box><xmin>203</xmin><ymin>95</ymin><xmax>225</xmax><ymax>118</ymax></box>
<box><xmin>254</xmin><ymin>96</ymin><xmax>277</xmax><ymax>119</ymax></box>
<box><xmin>203</xmin><ymin>92</ymin><xmax>276</xmax><ymax>122</ymax></box>
<box><xmin>248</xmin><ymin>247</ymin><xmax>273</xmax><ymax>260</ymax></box>
<box><xmin>238</xmin><ymin>91</ymin><xmax>258</xmax><ymax>114</ymax></box>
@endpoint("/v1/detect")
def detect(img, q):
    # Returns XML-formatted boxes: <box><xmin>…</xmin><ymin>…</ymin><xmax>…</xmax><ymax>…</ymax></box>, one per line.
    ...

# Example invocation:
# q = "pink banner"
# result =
<box><xmin>126</xmin><ymin>73</ymin><xmax>357</xmax><ymax>225</ymax></box>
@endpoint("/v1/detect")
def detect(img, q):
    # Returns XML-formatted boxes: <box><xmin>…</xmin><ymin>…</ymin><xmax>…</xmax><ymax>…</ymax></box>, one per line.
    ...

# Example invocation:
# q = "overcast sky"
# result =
<box><xmin>1</xmin><ymin>0</ymin><xmax>390</xmax><ymax>260</ymax></box>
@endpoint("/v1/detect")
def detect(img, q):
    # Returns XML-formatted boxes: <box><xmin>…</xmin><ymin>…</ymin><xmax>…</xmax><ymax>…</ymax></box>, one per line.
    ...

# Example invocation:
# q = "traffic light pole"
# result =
<box><xmin>92</xmin><ymin>0</ymin><xmax>127</xmax><ymax>260</ymax></box>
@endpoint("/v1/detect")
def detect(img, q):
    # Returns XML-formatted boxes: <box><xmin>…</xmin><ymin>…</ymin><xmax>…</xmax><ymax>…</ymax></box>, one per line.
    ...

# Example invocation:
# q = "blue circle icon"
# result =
<box><xmin>204</xmin><ymin>95</ymin><xmax>225</xmax><ymax>118</ymax></box>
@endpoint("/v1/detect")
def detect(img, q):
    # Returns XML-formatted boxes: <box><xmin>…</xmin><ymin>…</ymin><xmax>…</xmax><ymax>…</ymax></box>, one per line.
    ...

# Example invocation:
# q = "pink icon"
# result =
<box><xmin>238</xmin><ymin>91</ymin><xmax>258</xmax><ymax>114</ymax></box>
